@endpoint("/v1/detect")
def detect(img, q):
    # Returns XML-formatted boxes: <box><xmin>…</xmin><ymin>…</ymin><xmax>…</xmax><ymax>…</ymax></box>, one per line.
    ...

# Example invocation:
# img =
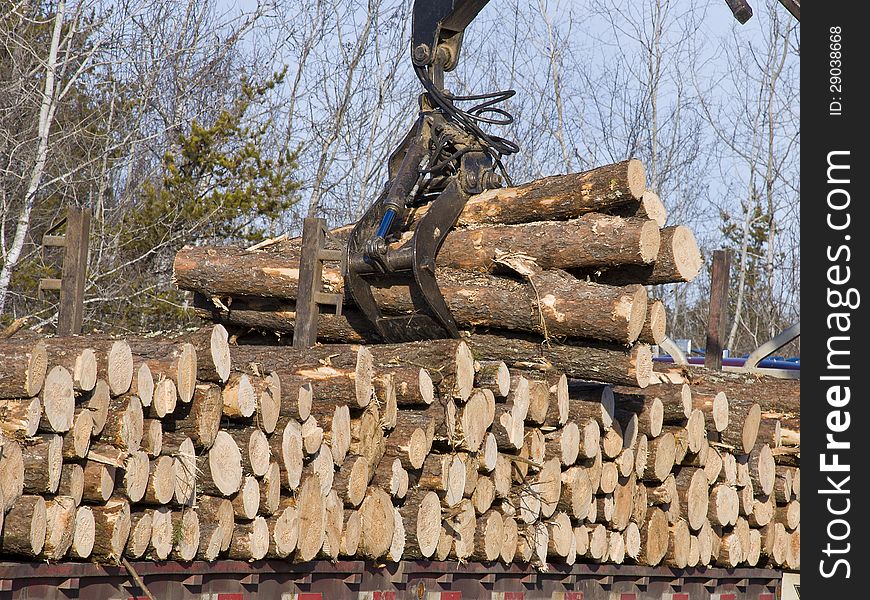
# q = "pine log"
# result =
<box><xmin>260</xmin><ymin>461</ymin><xmax>282</xmax><ymax>516</ymax></box>
<box><xmin>232</xmin><ymin>475</ymin><xmax>261</xmax><ymax>521</ymax></box>
<box><xmin>128</xmin><ymin>341</ymin><xmax>198</xmax><ymax>404</ymax></box>
<box><xmin>468</xmin><ymin>334</ymin><xmax>652</xmax><ymax>388</ymax></box>
<box><xmin>585</xmin><ymin>523</ymin><xmax>609</xmax><ymax>561</ymax></box>
<box><xmin>749</xmin><ymin>443</ymin><xmax>777</xmax><ymax>497</ymax></box>
<box><xmin>227</xmin><ymin>344</ymin><xmax>377</xmax><ymax>408</ymax></box>
<box><xmin>190</xmin><ymin>324</ymin><xmax>232</xmax><ymax>383</ymax></box>
<box><xmin>664</xmin><ymin>520</ymin><xmax>691</xmax><ymax>568</ymax></box>
<box><xmin>221</xmin><ymin>373</ymin><xmax>257</xmax><ymax>419</ymax></box>
<box><xmin>140</xmin><ymin>456</ymin><xmax>175</xmax><ymax>505</ymax></box>
<box><xmin>199</xmin><ymin>430</ymin><xmax>242</xmax><ymax>497</ymax></box>
<box><xmin>294</xmin><ymin>474</ymin><xmax>326</xmax><ymax>561</ymax></box>
<box><xmin>340</xmin><ymin>510</ymin><xmax>361</xmax><ymax>557</ymax></box>
<box><xmin>179</xmin><ymin>214</ymin><xmax>660</xmax><ymax>298</ymax></box>
<box><xmin>70</xmin><ymin>506</ymin><xmax>95</xmax><ymax>559</ymax></box>
<box><xmin>90</xmin><ymin>497</ymin><xmax>131</xmax><ymax>562</ymax></box>
<box><xmin>394</xmin><ymin>489</ymin><xmax>438</xmax><ymax>559</ymax></box>
<box><xmin>169</xmin><ymin>509</ymin><xmax>200</xmax><ymax>561</ymax></box>
<box><xmin>228</xmin><ymin>427</ymin><xmax>271</xmax><ymax>478</ymax></box>
<box><xmin>624</xmin><ymin>521</ymin><xmax>642</xmax><ymax>561</ymax></box>
<box><xmin>86</xmin><ymin>380</ymin><xmax>110</xmax><ymax>435</ymax></box>
<box><xmin>639</xmin><ymin>431</ymin><xmax>675</xmax><ymax>482</ymax></box>
<box><xmin>162</xmin><ymin>434</ymin><xmax>196</xmax><ymax>506</ymax></box>
<box><xmin>142</xmin><ymin>419</ymin><xmax>164</xmax><ymax>458</ymax></box>
<box><xmin>0</xmin><ymin>397</ymin><xmax>41</xmax><ymax>439</ymax></box>
<box><xmin>708</xmin><ymin>484</ymin><xmax>740</xmax><ymax>527</ymax></box>
<box><xmin>63</xmin><ymin>408</ymin><xmax>93</xmax><ymax>459</ymax></box>
<box><xmin>120</xmin><ymin>450</ymin><xmax>149</xmax><ymax>503</ymax></box>
<box><xmin>270</xmin><ymin>418</ymin><xmax>303</xmax><ymax>491</ymax></box>
<box><xmin>674</xmin><ymin>467</ymin><xmax>709</xmax><ymax>531</ymax></box>
<box><xmin>38</xmin><ymin>366</ymin><xmax>75</xmax><ymax>433</ymax></box>
<box><xmin>82</xmin><ymin>460</ymin><xmax>115</xmax><ymax>503</ymax></box>
<box><xmin>43</xmin><ymin>342</ymin><xmax>98</xmax><ymax>393</ymax></box>
<box><xmin>1</xmin><ymin>495</ymin><xmax>45</xmax><ymax>557</ymax></box>
<box><xmin>124</xmin><ymin>511</ymin><xmax>152</xmax><ymax>559</ymax></box>
<box><xmin>130</xmin><ymin>363</ymin><xmax>154</xmax><ymax>409</ymax></box>
<box><xmin>58</xmin><ymin>463</ymin><xmax>84</xmax><ymax>506</ymax></box>
<box><xmin>227</xmin><ymin>516</ymin><xmax>269</xmax><ymax>561</ymax></box>
<box><xmin>583</xmin><ymin>225</ymin><xmax>702</xmax><ymax>285</ymax></box>
<box><xmin>556</xmin><ymin>466</ymin><xmax>592</xmax><ymax>521</ymax></box>
<box><xmin>21</xmin><ymin>433</ymin><xmax>63</xmax><ymax>494</ymax></box>
<box><xmin>475</xmin><ymin>361</ymin><xmax>510</xmax><ymax>399</ymax></box>
<box><xmin>267</xmin><ymin>501</ymin><xmax>299</xmax><ymax>558</ymax></box>
<box><xmin>410</xmin><ymin>159</ymin><xmax>647</xmax><ymax>226</ymax></box>
<box><xmin>149</xmin><ymin>506</ymin><xmax>173</xmax><ymax>560</ymax></box>
<box><xmin>147</xmin><ymin>378</ymin><xmax>177</xmax><ymax>419</ymax></box>
<box><xmin>612</xmin><ymin>189</ymin><xmax>667</xmax><ymax>227</ymax></box>
<box><xmin>449</xmin><ymin>500</ymin><xmax>478</xmax><ymax>561</ymax></box>
<box><xmin>637</xmin><ymin>299</ymin><xmax>668</xmax><ymax>345</ymax></box>
<box><xmin>486</xmin><ymin>511</ymin><xmax>513</xmax><ymax>563</ymax></box>
<box><xmin>719</xmin><ymin>401</ymin><xmax>761</xmax><ymax>454</ymax></box>
<box><xmin>101</xmin><ymin>395</ymin><xmax>144</xmax><ymax>452</ymax></box>
<box><xmin>41</xmin><ymin>496</ymin><xmax>76</xmax><ymax>560</ymax></box>
<box><xmin>611</xmin><ymin>473</ymin><xmax>636</xmax><ymax>532</ymax></box>
<box><xmin>165</xmin><ymin>383</ymin><xmax>222</xmax><ymax>450</ymax></box>
<box><xmin>0</xmin><ymin>340</ymin><xmax>48</xmax><ymax>398</ymax></box>
<box><xmin>197</xmin><ymin>496</ymin><xmax>234</xmax><ymax>553</ymax></box>
<box><xmin>189</xmin><ymin>267</ymin><xmax>651</xmax><ymax>346</ymax></box>
<box><xmin>546</xmin><ymin>511</ymin><xmax>573</xmax><ymax>561</ymax></box>
<box><xmin>95</xmin><ymin>340</ymin><xmax>134</xmax><ymax>397</ymax></box>
<box><xmin>639</xmin><ymin>506</ymin><xmax>669</xmax><ymax>566</ymax></box>
<box><xmin>321</xmin><ymin>490</ymin><xmax>345</xmax><ymax>560</ymax></box>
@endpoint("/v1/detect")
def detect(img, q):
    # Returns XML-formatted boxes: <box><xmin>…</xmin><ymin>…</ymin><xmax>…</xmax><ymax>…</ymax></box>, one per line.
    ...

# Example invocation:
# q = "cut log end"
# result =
<box><xmin>670</xmin><ymin>226</ymin><xmax>703</xmax><ymax>282</ymax></box>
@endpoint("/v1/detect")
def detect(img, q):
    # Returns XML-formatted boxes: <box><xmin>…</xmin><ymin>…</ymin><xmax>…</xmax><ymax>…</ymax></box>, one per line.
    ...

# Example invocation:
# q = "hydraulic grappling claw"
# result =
<box><xmin>344</xmin><ymin>0</ymin><xmax>519</xmax><ymax>343</ymax></box>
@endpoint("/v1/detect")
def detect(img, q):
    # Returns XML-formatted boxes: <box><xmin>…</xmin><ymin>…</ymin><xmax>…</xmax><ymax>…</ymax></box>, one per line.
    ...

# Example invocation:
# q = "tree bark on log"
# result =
<box><xmin>0</xmin><ymin>341</ymin><xmax>48</xmax><ymax>398</ymax></box>
<box><xmin>58</xmin><ymin>463</ymin><xmax>84</xmax><ymax>506</ymax></box>
<box><xmin>580</xmin><ymin>225</ymin><xmax>702</xmax><ymax>285</ymax></box>
<box><xmin>42</xmin><ymin>496</ymin><xmax>76</xmax><ymax>560</ymax></box>
<box><xmin>407</xmin><ymin>159</ymin><xmax>646</xmax><ymax>226</ymax></box>
<box><xmin>1</xmin><ymin>495</ymin><xmax>46</xmax><ymax>557</ymax></box>
<box><xmin>164</xmin><ymin>383</ymin><xmax>222</xmax><ymax>451</ymax></box>
<box><xmin>468</xmin><ymin>334</ymin><xmax>653</xmax><ymax>388</ymax></box>
<box><xmin>127</xmin><ymin>341</ymin><xmax>198</xmax><ymax>404</ymax></box>
<box><xmin>0</xmin><ymin>397</ymin><xmax>41</xmax><ymax>439</ymax></box>
<box><xmin>21</xmin><ymin>433</ymin><xmax>62</xmax><ymax>494</ymax></box>
<box><xmin>90</xmin><ymin>497</ymin><xmax>131</xmax><ymax>563</ymax></box>
<box><xmin>42</xmin><ymin>342</ymin><xmax>97</xmax><ymax>393</ymax></box>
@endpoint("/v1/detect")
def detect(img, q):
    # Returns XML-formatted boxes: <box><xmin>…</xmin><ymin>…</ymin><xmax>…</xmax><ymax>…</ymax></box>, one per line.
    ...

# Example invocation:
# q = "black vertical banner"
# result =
<box><xmin>802</xmin><ymin>2</ymin><xmax>868</xmax><ymax>596</ymax></box>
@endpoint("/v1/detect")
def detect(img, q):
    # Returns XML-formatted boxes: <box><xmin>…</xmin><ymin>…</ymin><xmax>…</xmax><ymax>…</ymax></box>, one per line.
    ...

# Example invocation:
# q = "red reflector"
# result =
<box><xmin>297</xmin><ymin>594</ymin><xmax>323</xmax><ymax>600</ymax></box>
<box><xmin>216</xmin><ymin>595</ymin><xmax>245</xmax><ymax>600</ymax></box>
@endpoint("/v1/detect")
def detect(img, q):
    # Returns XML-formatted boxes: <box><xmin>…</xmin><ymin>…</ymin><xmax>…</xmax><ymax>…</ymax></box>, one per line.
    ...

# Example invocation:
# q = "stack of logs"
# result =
<box><xmin>174</xmin><ymin>159</ymin><xmax>704</xmax><ymax>389</ymax></box>
<box><xmin>0</xmin><ymin>324</ymin><xmax>799</xmax><ymax>569</ymax></box>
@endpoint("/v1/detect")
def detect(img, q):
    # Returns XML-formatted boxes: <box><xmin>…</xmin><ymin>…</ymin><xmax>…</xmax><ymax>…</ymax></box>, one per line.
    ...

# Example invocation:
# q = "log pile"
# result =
<box><xmin>174</xmin><ymin>160</ymin><xmax>703</xmax><ymax>389</ymax></box>
<box><xmin>0</xmin><ymin>325</ymin><xmax>799</xmax><ymax>570</ymax></box>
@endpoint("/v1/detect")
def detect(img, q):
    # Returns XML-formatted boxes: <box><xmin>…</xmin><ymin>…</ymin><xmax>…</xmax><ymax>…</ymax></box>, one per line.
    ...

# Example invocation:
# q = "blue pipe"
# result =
<box><xmin>653</xmin><ymin>356</ymin><xmax>800</xmax><ymax>370</ymax></box>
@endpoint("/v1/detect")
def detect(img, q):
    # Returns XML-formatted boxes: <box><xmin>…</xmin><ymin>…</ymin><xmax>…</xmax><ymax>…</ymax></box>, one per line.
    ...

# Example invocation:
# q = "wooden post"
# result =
<box><xmin>59</xmin><ymin>207</ymin><xmax>91</xmax><ymax>335</ymax></box>
<box><xmin>40</xmin><ymin>206</ymin><xmax>91</xmax><ymax>335</ymax></box>
<box><xmin>704</xmin><ymin>249</ymin><xmax>731</xmax><ymax>370</ymax></box>
<box><xmin>292</xmin><ymin>217</ymin><xmax>343</xmax><ymax>348</ymax></box>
